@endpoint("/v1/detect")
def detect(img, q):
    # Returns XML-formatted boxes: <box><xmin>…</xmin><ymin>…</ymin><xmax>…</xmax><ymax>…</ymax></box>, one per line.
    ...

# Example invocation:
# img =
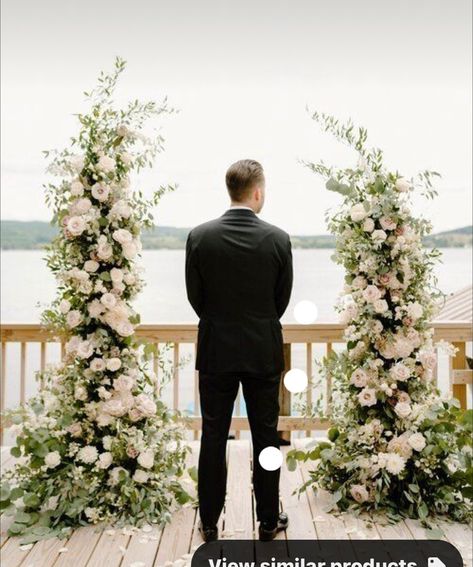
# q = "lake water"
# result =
<box><xmin>2</xmin><ymin>248</ymin><xmax>472</xmax><ymax>323</ymax></box>
<box><xmin>1</xmin><ymin>248</ymin><xmax>471</xmax><ymax>437</ymax></box>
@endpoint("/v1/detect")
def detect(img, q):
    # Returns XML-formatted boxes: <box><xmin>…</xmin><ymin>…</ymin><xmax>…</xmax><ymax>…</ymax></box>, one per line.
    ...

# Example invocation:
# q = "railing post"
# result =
<box><xmin>0</xmin><ymin>342</ymin><xmax>6</xmax><ymax>445</ymax></box>
<box><xmin>278</xmin><ymin>343</ymin><xmax>291</xmax><ymax>444</ymax></box>
<box><xmin>451</xmin><ymin>341</ymin><xmax>467</xmax><ymax>409</ymax></box>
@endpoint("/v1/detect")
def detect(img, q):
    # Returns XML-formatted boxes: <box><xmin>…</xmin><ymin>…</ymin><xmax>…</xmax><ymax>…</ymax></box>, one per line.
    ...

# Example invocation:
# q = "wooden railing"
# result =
<box><xmin>1</xmin><ymin>321</ymin><xmax>471</xmax><ymax>444</ymax></box>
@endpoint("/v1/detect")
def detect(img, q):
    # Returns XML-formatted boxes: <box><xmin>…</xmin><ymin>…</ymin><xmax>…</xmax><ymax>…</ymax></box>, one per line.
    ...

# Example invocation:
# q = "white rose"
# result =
<box><xmin>70</xmin><ymin>180</ymin><xmax>84</xmax><ymax>196</ymax></box>
<box><xmin>71</xmin><ymin>268</ymin><xmax>89</xmax><ymax>282</ymax></box>
<box><xmin>373</xmin><ymin>299</ymin><xmax>389</xmax><ymax>314</ymax></box>
<box><xmin>97</xmin><ymin>386</ymin><xmax>112</xmax><ymax>400</ymax></box>
<box><xmin>387</xmin><ymin>434</ymin><xmax>413</xmax><ymax>459</ymax></box>
<box><xmin>418</xmin><ymin>350</ymin><xmax>437</xmax><ymax>370</ymax></box>
<box><xmin>66</xmin><ymin>216</ymin><xmax>87</xmax><ymax>236</ymax></box>
<box><xmin>84</xmin><ymin>260</ymin><xmax>99</xmax><ymax>273</ymax></box>
<box><xmin>112</xmin><ymin>229</ymin><xmax>133</xmax><ymax>244</ymax></box>
<box><xmin>97</xmin><ymin>452</ymin><xmax>113</xmax><ymax>469</ymax></box>
<box><xmin>362</xmin><ymin>218</ymin><xmax>375</xmax><ymax>232</ymax></box>
<box><xmin>77</xmin><ymin>446</ymin><xmax>99</xmax><ymax>464</ymax></box>
<box><xmin>362</xmin><ymin>285</ymin><xmax>382</xmax><ymax>303</ymax></box>
<box><xmin>408</xmin><ymin>432</ymin><xmax>426</xmax><ymax>452</ymax></box>
<box><xmin>395</xmin><ymin>177</ymin><xmax>410</xmax><ymax>192</ymax></box>
<box><xmin>91</xmin><ymin>183</ymin><xmax>110</xmax><ymax>202</ymax></box>
<box><xmin>74</xmin><ymin>385</ymin><xmax>88</xmax><ymax>401</ymax></box>
<box><xmin>110</xmin><ymin>200</ymin><xmax>132</xmax><ymax>219</ymax></box>
<box><xmin>350</xmin><ymin>203</ymin><xmax>369</xmax><ymax>222</ymax></box>
<box><xmin>123</xmin><ymin>242</ymin><xmax>140</xmax><ymax>260</ymax></box>
<box><xmin>113</xmin><ymin>374</ymin><xmax>135</xmax><ymax>392</ymax></box>
<box><xmin>66</xmin><ymin>310</ymin><xmax>82</xmax><ymax>328</ymax></box>
<box><xmin>110</xmin><ymin>268</ymin><xmax>124</xmax><ymax>283</ymax></box>
<box><xmin>102</xmin><ymin>436</ymin><xmax>113</xmax><ymax>451</ymax></box>
<box><xmin>406</xmin><ymin>302</ymin><xmax>423</xmax><ymax>321</ymax></box>
<box><xmin>65</xmin><ymin>335</ymin><xmax>81</xmax><ymax>354</ymax></box>
<box><xmin>100</xmin><ymin>292</ymin><xmax>117</xmax><ymax>309</ymax></box>
<box><xmin>116</xmin><ymin>320</ymin><xmax>135</xmax><ymax>337</ymax></box>
<box><xmin>45</xmin><ymin>451</ymin><xmax>61</xmax><ymax>468</ymax></box>
<box><xmin>135</xmin><ymin>394</ymin><xmax>157</xmax><ymax>417</ymax></box>
<box><xmin>350</xmin><ymin>369</ymin><xmax>369</xmax><ymax>388</ymax></box>
<box><xmin>72</xmin><ymin>198</ymin><xmax>92</xmax><ymax>215</ymax></box>
<box><xmin>357</xmin><ymin>388</ymin><xmax>377</xmax><ymax>407</ymax></box>
<box><xmin>97</xmin><ymin>241</ymin><xmax>113</xmax><ymax>261</ymax></box>
<box><xmin>90</xmin><ymin>358</ymin><xmax>106</xmax><ymax>372</ymax></box>
<box><xmin>379</xmin><ymin>216</ymin><xmax>397</xmax><ymax>231</ymax></box>
<box><xmin>88</xmin><ymin>299</ymin><xmax>105</xmax><ymax>318</ymax></box>
<box><xmin>103</xmin><ymin>398</ymin><xmax>126</xmax><ymax>417</ymax></box>
<box><xmin>350</xmin><ymin>484</ymin><xmax>370</xmax><ymax>503</ymax></box>
<box><xmin>97</xmin><ymin>155</ymin><xmax>115</xmax><ymax>172</ymax></box>
<box><xmin>59</xmin><ymin>299</ymin><xmax>71</xmax><ymax>314</ymax></box>
<box><xmin>106</xmin><ymin>358</ymin><xmax>122</xmax><ymax>372</ymax></box>
<box><xmin>390</xmin><ymin>363</ymin><xmax>410</xmax><ymax>382</ymax></box>
<box><xmin>77</xmin><ymin>340</ymin><xmax>94</xmax><ymax>359</ymax></box>
<box><xmin>123</xmin><ymin>272</ymin><xmax>136</xmax><ymax>285</ymax></box>
<box><xmin>352</xmin><ymin>276</ymin><xmax>367</xmax><ymax>289</ymax></box>
<box><xmin>394</xmin><ymin>402</ymin><xmax>412</xmax><ymax>419</ymax></box>
<box><xmin>372</xmin><ymin>229</ymin><xmax>387</xmax><ymax>243</ymax></box>
<box><xmin>137</xmin><ymin>450</ymin><xmax>155</xmax><ymax>469</ymax></box>
<box><xmin>133</xmin><ymin>470</ymin><xmax>149</xmax><ymax>483</ymax></box>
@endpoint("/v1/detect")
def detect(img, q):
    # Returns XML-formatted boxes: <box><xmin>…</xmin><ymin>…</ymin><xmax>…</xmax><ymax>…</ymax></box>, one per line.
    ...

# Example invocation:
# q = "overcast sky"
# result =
<box><xmin>1</xmin><ymin>0</ymin><xmax>471</xmax><ymax>235</ymax></box>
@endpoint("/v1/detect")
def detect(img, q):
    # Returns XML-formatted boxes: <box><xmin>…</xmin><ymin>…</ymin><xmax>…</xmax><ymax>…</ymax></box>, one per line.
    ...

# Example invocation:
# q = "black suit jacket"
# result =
<box><xmin>185</xmin><ymin>208</ymin><xmax>293</xmax><ymax>375</ymax></box>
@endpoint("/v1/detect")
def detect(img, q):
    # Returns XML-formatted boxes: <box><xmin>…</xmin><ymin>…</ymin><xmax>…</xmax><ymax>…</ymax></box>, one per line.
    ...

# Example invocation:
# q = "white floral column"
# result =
<box><xmin>1</xmin><ymin>58</ymin><xmax>190</xmax><ymax>541</ymax></box>
<box><xmin>288</xmin><ymin>112</ymin><xmax>472</xmax><ymax>524</ymax></box>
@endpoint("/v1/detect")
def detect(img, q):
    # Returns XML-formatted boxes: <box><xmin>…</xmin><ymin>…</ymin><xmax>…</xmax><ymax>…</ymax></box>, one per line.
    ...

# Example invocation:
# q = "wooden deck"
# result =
<box><xmin>1</xmin><ymin>440</ymin><xmax>472</xmax><ymax>567</ymax></box>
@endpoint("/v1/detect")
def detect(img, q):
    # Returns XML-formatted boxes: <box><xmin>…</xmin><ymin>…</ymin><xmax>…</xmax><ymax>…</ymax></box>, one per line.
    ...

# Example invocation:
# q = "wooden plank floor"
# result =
<box><xmin>1</xmin><ymin>441</ymin><xmax>472</xmax><ymax>567</ymax></box>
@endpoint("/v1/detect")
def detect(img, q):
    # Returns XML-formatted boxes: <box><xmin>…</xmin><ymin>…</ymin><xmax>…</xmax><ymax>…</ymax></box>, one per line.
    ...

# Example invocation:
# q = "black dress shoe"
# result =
<box><xmin>199</xmin><ymin>522</ymin><xmax>218</xmax><ymax>542</ymax></box>
<box><xmin>258</xmin><ymin>512</ymin><xmax>289</xmax><ymax>541</ymax></box>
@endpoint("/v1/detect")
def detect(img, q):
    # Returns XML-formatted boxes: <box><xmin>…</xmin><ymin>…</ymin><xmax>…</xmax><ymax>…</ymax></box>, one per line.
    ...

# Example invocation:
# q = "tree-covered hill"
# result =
<box><xmin>1</xmin><ymin>220</ymin><xmax>471</xmax><ymax>250</ymax></box>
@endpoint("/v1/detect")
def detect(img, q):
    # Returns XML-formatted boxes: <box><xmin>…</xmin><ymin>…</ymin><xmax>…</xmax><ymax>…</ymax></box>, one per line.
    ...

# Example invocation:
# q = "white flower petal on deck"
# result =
<box><xmin>344</xmin><ymin>527</ymin><xmax>357</xmax><ymax>534</ymax></box>
<box><xmin>20</xmin><ymin>544</ymin><xmax>34</xmax><ymax>551</ymax></box>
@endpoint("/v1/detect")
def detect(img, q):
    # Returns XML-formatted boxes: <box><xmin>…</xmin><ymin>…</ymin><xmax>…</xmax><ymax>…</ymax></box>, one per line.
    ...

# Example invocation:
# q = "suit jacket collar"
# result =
<box><xmin>222</xmin><ymin>208</ymin><xmax>258</xmax><ymax>218</ymax></box>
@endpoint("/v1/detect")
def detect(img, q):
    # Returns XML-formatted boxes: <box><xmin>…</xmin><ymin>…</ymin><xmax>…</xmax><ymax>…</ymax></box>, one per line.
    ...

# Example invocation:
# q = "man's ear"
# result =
<box><xmin>254</xmin><ymin>185</ymin><xmax>262</xmax><ymax>201</ymax></box>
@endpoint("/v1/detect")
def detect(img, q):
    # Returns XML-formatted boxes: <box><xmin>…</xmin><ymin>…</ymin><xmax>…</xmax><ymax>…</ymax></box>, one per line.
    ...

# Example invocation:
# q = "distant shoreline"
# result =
<box><xmin>1</xmin><ymin>220</ymin><xmax>472</xmax><ymax>250</ymax></box>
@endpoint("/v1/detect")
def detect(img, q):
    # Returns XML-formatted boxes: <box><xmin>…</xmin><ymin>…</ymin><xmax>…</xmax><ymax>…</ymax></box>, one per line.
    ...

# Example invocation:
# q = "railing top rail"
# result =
<box><xmin>1</xmin><ymin>320</ymin><xmax>472</xmax><ymax>343</ymax></box>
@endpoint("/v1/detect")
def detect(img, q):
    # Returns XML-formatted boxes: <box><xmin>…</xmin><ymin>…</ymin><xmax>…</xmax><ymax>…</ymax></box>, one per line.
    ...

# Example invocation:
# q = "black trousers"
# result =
<box><xmin>198</xmin><ymin>372</ymin><xmax>281</xmax><ymax>528</ymax></box>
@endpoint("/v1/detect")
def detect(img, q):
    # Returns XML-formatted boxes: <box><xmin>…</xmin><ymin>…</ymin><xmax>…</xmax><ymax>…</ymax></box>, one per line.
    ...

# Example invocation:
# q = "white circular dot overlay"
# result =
<box><xmin>258</xmin><ymin>447</ymin><xmax>283</xmax><ymax>471</ymax></box>
<box><xmin>284</xmin><ymin>368</ymin><xmax>308</xmax><ymax>393</ymax></box>
<box><xmin>294</xmin><ymin>300</ymin><xmax>318</xmax><ymax>324</ymax></box>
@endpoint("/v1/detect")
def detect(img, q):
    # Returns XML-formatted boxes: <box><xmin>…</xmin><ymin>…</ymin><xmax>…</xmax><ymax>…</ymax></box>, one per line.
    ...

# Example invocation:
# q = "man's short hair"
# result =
<box><xmin>225</xmin><ymin>159</ymin><xmax>265</xmax><ymax>202</ymax></box>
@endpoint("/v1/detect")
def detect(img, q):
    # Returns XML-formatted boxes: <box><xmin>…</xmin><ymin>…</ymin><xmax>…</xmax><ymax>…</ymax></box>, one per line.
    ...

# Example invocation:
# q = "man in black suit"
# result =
<box><xmin>185</xmin><ymin>159</ymin><xmax>293</xmax><ymax>542</ymax></box>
